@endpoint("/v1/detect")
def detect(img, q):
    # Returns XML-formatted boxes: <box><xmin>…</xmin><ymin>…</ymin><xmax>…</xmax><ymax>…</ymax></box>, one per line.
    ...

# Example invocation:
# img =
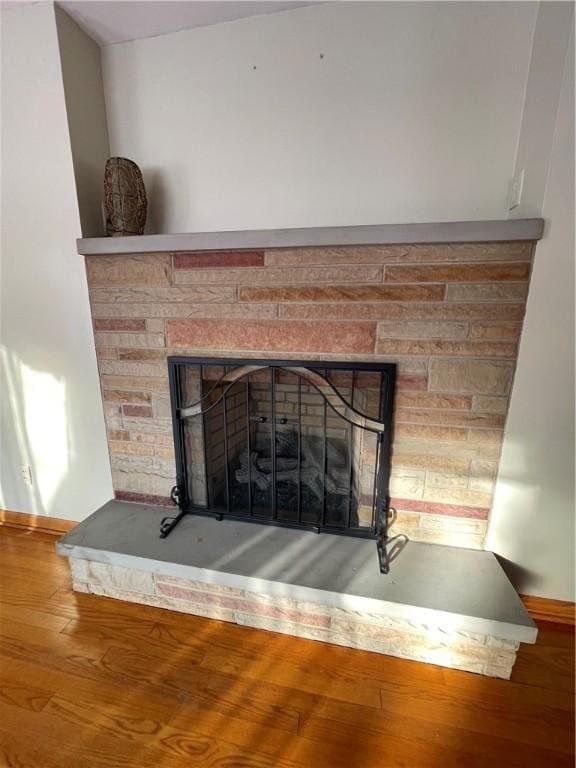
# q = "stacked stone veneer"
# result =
<box><xmin>69</xmin><ymin>557</ymin><xmax>519</xmax><ymax>678</ymax></box>
<box><xmin>86</xmin><ymin>240</ymin><xmax>535</xmax><ymax>549</ymax></box>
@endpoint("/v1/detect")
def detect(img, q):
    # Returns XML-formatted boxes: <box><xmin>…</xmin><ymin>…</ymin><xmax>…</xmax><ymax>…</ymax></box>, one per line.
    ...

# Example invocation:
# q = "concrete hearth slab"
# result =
<box><xmin>57</xmin><ymin>500</ymin><xmax>536</xmax><ymax>644</ymax></box>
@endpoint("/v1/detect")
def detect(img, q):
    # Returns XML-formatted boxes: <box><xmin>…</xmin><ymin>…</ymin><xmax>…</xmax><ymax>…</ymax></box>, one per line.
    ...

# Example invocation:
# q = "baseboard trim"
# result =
<box><xmin>0</xmin><ymin>509</ymin><xmax>76</xmax><ymax>536</ymax></box>
<box><xmin>521</xmin><ymin>594</ymin><xmax>575</xmax><ymax>626</ymax></box>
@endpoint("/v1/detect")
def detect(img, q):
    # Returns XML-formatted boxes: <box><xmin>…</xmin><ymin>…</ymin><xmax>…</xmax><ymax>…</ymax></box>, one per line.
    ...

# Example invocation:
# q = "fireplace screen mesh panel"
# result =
<box><xmin>167</xmin><ymin>358</ymin><xmax>395</xmax><ymax>545</ymax></box>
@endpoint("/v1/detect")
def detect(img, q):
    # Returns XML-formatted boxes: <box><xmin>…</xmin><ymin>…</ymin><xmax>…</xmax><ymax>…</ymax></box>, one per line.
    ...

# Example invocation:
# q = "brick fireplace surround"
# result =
<box><xmin>86</xmin><ymin>239</ymin><xmax>535</xmax><ymax>550</ymax></box>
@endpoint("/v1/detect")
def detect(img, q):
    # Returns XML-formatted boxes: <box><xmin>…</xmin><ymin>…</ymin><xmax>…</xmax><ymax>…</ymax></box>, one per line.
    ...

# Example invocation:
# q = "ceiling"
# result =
<box><xmin>56</xmin><ymin>1</ymin><xmax>318</xmax><ymax>46</ymax></box>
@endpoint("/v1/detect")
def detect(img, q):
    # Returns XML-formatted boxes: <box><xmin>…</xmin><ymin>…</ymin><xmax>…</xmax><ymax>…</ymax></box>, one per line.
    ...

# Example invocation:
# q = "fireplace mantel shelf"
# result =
<box><xmin>77</xmin><ymin>218</ymin><xmax>544</xmax><ymax>255</ymax></box>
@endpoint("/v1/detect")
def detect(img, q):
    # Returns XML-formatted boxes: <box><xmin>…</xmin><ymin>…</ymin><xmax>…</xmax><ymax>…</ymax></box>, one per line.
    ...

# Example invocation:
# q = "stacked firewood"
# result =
<box><xmin>235</xmin><ymin>431</ymin><xmax>349</xmax><ymax>500</ymax></box>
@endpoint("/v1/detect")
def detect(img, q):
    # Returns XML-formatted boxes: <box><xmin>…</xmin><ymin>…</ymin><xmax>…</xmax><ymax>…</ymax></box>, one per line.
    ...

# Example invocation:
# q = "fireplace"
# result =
<box><xmin>60</xmin><ymin>224</ymin><xmax>541</xmax><ymax>679</ymax></box>
<box><xmin>162</xmin><ymin>357</ymin><xmax>396</xmax><ymax>571</ymax></box>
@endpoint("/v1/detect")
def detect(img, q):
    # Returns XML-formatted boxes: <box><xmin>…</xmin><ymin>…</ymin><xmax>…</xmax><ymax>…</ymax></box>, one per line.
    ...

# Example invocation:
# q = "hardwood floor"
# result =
<box><xmin>0</xmin><ymin>527</ymin><xmax>573</xmax><ymax>768</ymax></box>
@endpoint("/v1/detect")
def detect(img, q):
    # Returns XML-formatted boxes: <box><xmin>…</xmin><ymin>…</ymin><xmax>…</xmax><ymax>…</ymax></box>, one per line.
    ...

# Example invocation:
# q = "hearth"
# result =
<box><xmin>162</xmin><ymin>357</ymin><xmax>396</xmax><ymax>572</ymax></box>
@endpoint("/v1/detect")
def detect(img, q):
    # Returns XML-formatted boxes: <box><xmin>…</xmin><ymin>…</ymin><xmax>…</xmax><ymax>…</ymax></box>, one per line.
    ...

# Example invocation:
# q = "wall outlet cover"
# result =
<box><xmin>20</xmin><ymin>464</ymin><xmax>33</xmax><ymax>485</ymax></box>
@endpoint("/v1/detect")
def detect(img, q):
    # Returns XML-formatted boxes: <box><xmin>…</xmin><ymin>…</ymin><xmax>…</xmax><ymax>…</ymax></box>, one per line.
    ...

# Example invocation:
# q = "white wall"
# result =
<box><xmin>509</xmin><ymin>1</ymin><xmax>574</xmax><ymax>218</ymax></box>
<box><xmin>487</xmin><ymin>29</ymin><xmax>575</xmax><ymax>601</ymax></box>
<box><xmin>0</xmin><ymin>2</ymin><xmax>113</xmax><ymax>520</ymax></box>
<box><xmin>102</xmin><ymin>2</ymin><xmax>537</xmax><ymax>234</ymax></box>
<box><xmin>55</xmin><ymin>5</ymin><xmax>111</xmax><ymax>238</ymax></box>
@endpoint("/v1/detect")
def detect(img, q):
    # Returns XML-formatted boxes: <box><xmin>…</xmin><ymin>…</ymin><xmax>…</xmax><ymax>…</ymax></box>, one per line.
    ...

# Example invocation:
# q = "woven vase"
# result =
<box><xmin>104</xmin><ymin>157</ymin><xmax>147</xmax><ymax>237</ymax></box>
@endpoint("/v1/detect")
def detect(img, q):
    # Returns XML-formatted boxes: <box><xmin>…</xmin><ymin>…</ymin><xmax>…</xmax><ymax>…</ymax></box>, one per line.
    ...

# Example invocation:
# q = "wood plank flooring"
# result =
<box><xmin>0</xmin><ymin>527</ymin><xmax>573</xmax><ymax>767</ymax></box>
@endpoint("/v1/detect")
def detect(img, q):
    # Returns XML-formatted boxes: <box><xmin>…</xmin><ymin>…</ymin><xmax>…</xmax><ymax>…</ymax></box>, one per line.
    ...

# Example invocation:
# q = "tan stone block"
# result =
<box><xmin>385</xmin><ymin>263</ymin><xmax>530</xmax><ymax>283</ymax></box>
<box><xmin>425</xmin><ymin>472</ymin><xmax>469</xmax><ymax>490</ymax></box>
<box><xmin>88</xmin><ymin>584</ymin><xmax>238</xmax><ymax>622</ymax></box>
<box><xmin>469</xmin><ymin>322</ymin><xmax>523</xmax><ymax>339</ymax></box>
<box><xmin>152</xmin><ymin>396</ymin><xmax>172</xmax><ymax>419</ymax></box>
<box><xmin>94</xmin><ymin>332</ymin><xmax>165</xmax><ymax>349</ymax></box>
<box><xmin>130</xmin><ymin>431</ymin><xmax>173</xmax><ymax>446</ymax></box>
<box><xmin>378</xmin><ymin>321</ymin><xmax>469</xmax><ymax>340</ymax></box>
<box><xmin>484</xmin><ymin>663</ymin><xmax>514</xmax><ymax>680</ymax></box>
<box><xmin>445</xmin><ymin>283</ymin><xmax>529</xmax><ymax>302</ymax></box>
<box><xmin>467</xmin><ymin>429</ymin><xmax>504</xmax><ymax>444</ymax></box>
<box><xmin>154</xmin><ymin>446</ymin><xmax>175</xmax><ymax>460</ymax></box>
<box><xmin>393</xmin><ymin>424</ymin><xmax>468</xmax><ymax>442</ymax></box>
<box><xmin>92</xmin><ymin>301</ymin><xmax>279</xmax><ymax>319</ymax></box>
<box><xmin>111</xmin><ymin>454</ymin><xmax>175</xmax><ymax>477</ymax></box>
<box><xmin>395</xmin><ymin>408</ymin><xmax>505</xmax><ymax>429</ymax></box>
<box><xmin>376</xmin><ymin>340</ymin><xmax>517</xmax><ymax>358</ymax></box>
<box><xmin>108</xmin><ymin>429</ymin><xmax>130</xmax><ymax>441</ymax></box>
<box><xmin>469</xmin><ymin>460</ymin><xmax>498</xmax><ymax>492</ymax></box>
<box><xmin>388</xmin><ymin>510</ymin><xmax>421</xmax><ymax>536</ymax></box>
<box><xmin>264</xmin><ymin>242</ymin><xmax>532</xmax><ymax>266</ymax></box>
<box><xmin>486</xmin><ymin>636</ymin><xmax>520</xmax><ymax>651</ymax></box>
<box><xmin>86</xmin><ymin>254</ymin><xmax>171</xmax><ymax>286</ymax></box>
<box><xmin>122</xmin><ymin>417</ymin><xmax>173</xmax><ymax>435</ymax></box>
<box><xmin>242</xmin><ymin>284</ymin><xmax>445</xmax><ymax>303</ymax></box>
<box><xmin>146</xmin><ymin>319</ymin><xmax>165</xmax><ymax>333</ymax></box>
<box><xmin>96</xmin><ymin>348</ymin><xmax>118</xmax><ymax>360</ymax></box>
<box><xmin>84</xmin><ymin>562</ymin><xmax>155</xmax><ymax>594</ymax></box>
<box><xmin>72</xmin><ymin>581</ymin><xmax>91</xmax><ymax>593</ymax></box>
<box><xmin>175</xmin><ymin>265</ymin><xmax>381</xmax><ymax>286</ymax></box>
<box><xmin>69</xmin><ymin>558</ymin><xmax>89</xmax><ymax>582</ymax></box>
<box><xmin>102</xmin><ymin>402</ymin><xmax>123</xmax><ymax>429</ymax></box>
<box><xmin>110</xmin><ymin>441</ymin><xmax>155</xmax><ymax>456</ymax></box>
<box><xmin>165</xmin><ymin>319</ymin><xmax>376</xmax><ymax>354</ymax></box>
<box><xmin>397</xmin><ymin>375</ymin><xmax>428</xmax><ymax>392</ymax></box>
<box><xmin>407</xmin><ymin>528</ymin><xmax>486</xmax><ymax>549</ymax></box>
<box><xmin>328</xmin><ymin>621</ymin><xmax>499</xmax><ymax>658</ymax></box>
<box><xmin>156</xmin><ymin>582</ymin><xmax>331</xmax><ymax>628</ymax></box>
<box><xmin>418</xmin><ymin>514</ymin><xmax>488</xmax><ymax>535</ymax></box>
<box><xmin>429</xmin><ymin>359</ymin><xmax>515</xmax><ymax>395</ymax></box>
<box><xmin>391</xmin><ymin>453</ymin><xmax>469</xmax><ymax>473</ymax></box>
<box><xmin>112</xmin><ymin>470</ymin><xmax>173</xmax><ymax>497</ymax></box>
<box><xmin>422</xmin><ymin>487</ymin><xmax>492</xmax><ymax>508</ymax></box>
<box><xmin>90</xmin><ymin>285</ymin><xmax>236</xmax><ymax>303</ymax></box>
<box><xmin>279</xmin><ymin>302</ymin><xmax>525</xmax><ymax>321</ymax></box>
<box><xmin>99</xmin><ymin>361</ymin><xmax>168</xmax><ymax>377</ymax></box>
<box><xmin>393</xmin><ymin>437</ymin><xmax>501</xmax><ymax>460</ymax></box>
<box><xmin>101</xmin><ymin>375</ymin><xmax>169</xmax><ymax>393</ymax></box>
<box><xmin>103</xmin><ymin>389</ymin><xmax>151</xmax><ymax>404</ymax></box>
<box><xmin>472</xmin><ymin>395</ymin><xmax>509</xmax><ymax>414</ymax></box>
<box><xmin>155</xmin><ymin>575</ymin><xmax>244</xmax><ymax>596</ymax></box>
<box><xmin>389</xmin><ymin>471</ymin><xmax>425</xmax><ymax>498</ymax></box>
<box><xmin>395</xmin><ymin>393</ymin><xmax>472</xmax><ymax>410</ymax></box>
<box><xmin>373</xmin><ymin>356</ymin><xmax>429</xmax><ymax>375</ymax></box>
<box><xmin>234</xmin><ymin>612</ymin><xmax>333</xmax><ymax>641</ymax></box>
<box><xmin>117</xmin><ymin>349</ymin><xmax>169</xmax><ymax>361</ymax></box>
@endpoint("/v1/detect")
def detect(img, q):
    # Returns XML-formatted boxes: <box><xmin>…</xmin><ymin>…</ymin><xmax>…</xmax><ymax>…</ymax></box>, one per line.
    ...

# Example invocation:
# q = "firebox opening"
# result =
<box><xmin>164</xmin><ymin>357</ymin><xmax>395</xmax><ymax>571</ymax></box>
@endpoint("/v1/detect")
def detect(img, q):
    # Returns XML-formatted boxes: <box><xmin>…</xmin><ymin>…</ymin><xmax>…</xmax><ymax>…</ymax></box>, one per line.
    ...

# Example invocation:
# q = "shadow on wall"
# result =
<box><xmin>0</xmin><ymin>346</ymin><xmax>71</xmax><ymax>516</ymax></box>
<box><xmin>143</xmin><ymin>166</ymin><xmax>169</xmax><ymax>235</ymax></box>
<box><xmin>489</xmin><ymin>415</ymin><xmax>575</xmax><ymax>595</ymax></box>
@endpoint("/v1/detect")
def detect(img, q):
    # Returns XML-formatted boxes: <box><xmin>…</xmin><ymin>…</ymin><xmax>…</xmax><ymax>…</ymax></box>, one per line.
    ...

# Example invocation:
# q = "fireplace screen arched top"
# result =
<box><xmin>164</xmin><ymin>357</ymin><xmax>396</xmax><ymax>570</ymax></box>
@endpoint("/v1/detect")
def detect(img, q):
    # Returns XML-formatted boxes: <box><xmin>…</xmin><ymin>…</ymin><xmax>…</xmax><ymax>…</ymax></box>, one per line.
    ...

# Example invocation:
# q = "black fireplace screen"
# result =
<box><xmin>163</xmin><ymin>357</ymin><xmax>396</xmax><ymax>572</ymax></box>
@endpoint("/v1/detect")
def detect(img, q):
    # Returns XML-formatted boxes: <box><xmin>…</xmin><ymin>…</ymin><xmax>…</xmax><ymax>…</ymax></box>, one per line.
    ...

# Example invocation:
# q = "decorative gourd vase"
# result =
<box><xmin>104</xmin><ymin>157</ymin><xmax>147</xmax><ymax>237</ymax></box>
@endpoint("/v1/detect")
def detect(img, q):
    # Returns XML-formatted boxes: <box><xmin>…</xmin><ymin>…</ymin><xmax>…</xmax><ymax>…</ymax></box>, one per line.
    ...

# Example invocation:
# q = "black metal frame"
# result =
<box><xmin>161</xmin><ymin>356</ymin><xmax>396</xmax><ymax>573</ymax></box>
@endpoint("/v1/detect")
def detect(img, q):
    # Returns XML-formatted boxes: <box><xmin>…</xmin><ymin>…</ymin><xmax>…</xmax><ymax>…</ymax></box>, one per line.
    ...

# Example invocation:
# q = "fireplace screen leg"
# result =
<box><xmin>159</xmin><ymin>484</ymin><xmax>187</xmax><ymax>538</ymax></box>
<box><xmin>377</xmin><ymin>535</ymin><xmax>391</xmax><ymax>575</ymax></box>
<box><xmin>160</xmin><ymin>508</ymin><xmax>189</xmax><ymax>538</ymax></box>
